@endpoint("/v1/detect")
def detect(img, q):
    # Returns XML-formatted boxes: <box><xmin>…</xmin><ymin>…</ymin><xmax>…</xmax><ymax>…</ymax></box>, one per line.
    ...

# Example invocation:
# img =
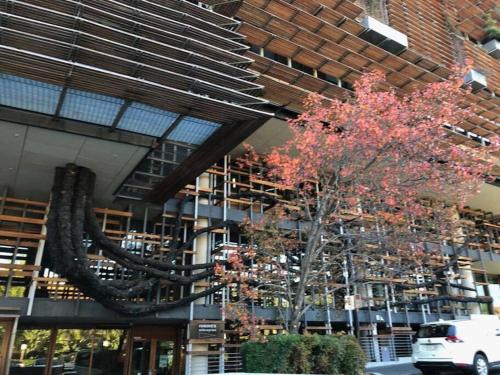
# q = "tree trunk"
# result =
<box><xmin>288</xmin><ymin>255</ymin><xmax>308</xmax><ymax>334</ymax></box>
<box><xmin>287</xmin><ymin>214</ymin><xmax>324</xmax><ymax>334</ymax></box>
<box><xmin>289</xmin><ymin>308</ymin><xmax>302</xmax><ymax>334</ymax></box>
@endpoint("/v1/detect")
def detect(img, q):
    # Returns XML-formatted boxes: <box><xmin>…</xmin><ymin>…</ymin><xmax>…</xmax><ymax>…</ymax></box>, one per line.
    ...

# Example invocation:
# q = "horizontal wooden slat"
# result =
<box><xmin>0</xmin><ymin>264</ymin><xmax>41</xmax><ymax>271</ymax></box>
<box><xmin>0</xmin><ymin>230</ymin><xmax>45</xmax><ymax>240</ymax></box>
<box><xmin>0</xmin><ymin>214</ymin><xmax>46</xmax><ymax>225</ymax></box>
<box><xmin>0</xmin><ymin>197</ymin><xmax>47</xmax><ymax>207</ymax></box>
<box><xmin>94</xmin><ymin>208</ymin><xmax>133</xmax><ymax>217</ymax></box>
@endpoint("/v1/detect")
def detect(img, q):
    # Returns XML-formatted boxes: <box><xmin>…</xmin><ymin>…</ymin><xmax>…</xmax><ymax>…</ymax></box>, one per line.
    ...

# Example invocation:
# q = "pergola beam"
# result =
<box><xmin>146</xmin><ymin>116</ymin><xmax>270</xmax><ymax>203</ymax></box>
<box><xmin>110</xmin><ymin>100</ymin><xmax>132</xmax><ymax>131</ymax></box>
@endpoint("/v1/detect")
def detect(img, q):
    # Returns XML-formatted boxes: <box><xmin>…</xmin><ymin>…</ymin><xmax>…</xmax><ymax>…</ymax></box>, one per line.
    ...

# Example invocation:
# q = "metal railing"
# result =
<box><xmin>190</xmin><ymin>355</ymin><xmax>221</xmax><ymax>374</ymax></box>
<box><xmin>224</xmin><ymin>352</ymin><xmax>243</xmax><ymax>373</ymax></box>
<box><xmin>359</xmin><ymin>334</ymin><xmax>413</xmax><ymax>362</ymax></box>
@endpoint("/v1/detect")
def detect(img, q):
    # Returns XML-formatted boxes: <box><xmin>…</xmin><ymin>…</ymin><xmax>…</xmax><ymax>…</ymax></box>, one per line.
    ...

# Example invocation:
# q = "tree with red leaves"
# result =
<box><xmin>233</xmin><ymin>67</ymin><xmax>499</xmax><ymax>334</ymax></box>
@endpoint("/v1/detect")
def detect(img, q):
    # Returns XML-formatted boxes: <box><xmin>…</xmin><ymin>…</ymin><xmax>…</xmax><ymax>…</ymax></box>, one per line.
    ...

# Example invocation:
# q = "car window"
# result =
<box><xmin>417</xmin><ymin>324</ymin><xmax>455</xmax><ymax>338</ymax></box>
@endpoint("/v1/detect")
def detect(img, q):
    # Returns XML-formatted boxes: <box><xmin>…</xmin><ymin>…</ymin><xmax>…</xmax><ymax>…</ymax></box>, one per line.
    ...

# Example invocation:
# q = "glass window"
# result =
<box><xmin>167</xmin><ymin>116</ymin><xmax>220</xmax><ymax>145</ymax></box>
<box><xmin>342</xmin><ymin>80</ymin><xmax>354</xmax><ymax>91</ymax></box>
<box><xmin>10</xmin><ymin>329</ymin><xmax>52</xmax><ymax>374</ymax></box>
<box><xmin>317</xmin><ymin>71</ymin><xmax>339</xmax><ymax>85</ymax></box>
<box><xmin>117</xmin><ymin>102</ymin><xmax>179</xmax><ymax>137</ymax></box>
<box><xmin>60</xmin><ymin>89</ymin><xmax>124</xmax><ymax>126</ymax></box>
<box><xmin>131</xmin><ymin>339</ymin><xmax>151</xmax><ymax>375</ymax></box>
<box><xmin>291</xmin><ymin>61</ymin><xmax>314</xmax><ymax>75</ymax></box>
<box><xmin>54</xmin><ymin>329</ymin><xmax>126</xmax><ymax>375</ymax></box>
<box><xmin>156</xmin><ymin>341</ymin><xmax>174</xmax><ymax>375</ymax></box>
<box><xmin>0</xmin><ymin>74</ymin><xmax>62</xmax><ymax>115</ymax></box>
<box><xmin>479</xmin><ymin>303</ymin><xmax>490</xmax><ymax>314</ymax></box>
<box><xmin>263</xmin><ymin>50</ymin><xmax>288</xmax><ymax>65</ymax></box>
<box><xmin>249</xmin><ymin>44</ymin><xmax>261</xmax><ymax>54</ymax></box>
<box><xmin>417</xmin><ymin>324</ymin><xmax>454</xmax><ymax>338</ymax></box>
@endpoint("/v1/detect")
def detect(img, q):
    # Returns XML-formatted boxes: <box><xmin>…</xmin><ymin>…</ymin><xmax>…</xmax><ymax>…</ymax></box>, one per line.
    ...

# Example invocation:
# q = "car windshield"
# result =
<box><xmin>417</xmin><ymin>324</ymin><xmax>455</xmax><ymax>338</ymax></box>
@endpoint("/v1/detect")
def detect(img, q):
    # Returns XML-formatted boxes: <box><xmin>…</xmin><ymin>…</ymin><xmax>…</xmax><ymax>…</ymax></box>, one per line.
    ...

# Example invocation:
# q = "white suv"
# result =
<box><xmin>412</xmin><ymin>315</ymin><xmax>500</xmax><ymax>375</ymax></box>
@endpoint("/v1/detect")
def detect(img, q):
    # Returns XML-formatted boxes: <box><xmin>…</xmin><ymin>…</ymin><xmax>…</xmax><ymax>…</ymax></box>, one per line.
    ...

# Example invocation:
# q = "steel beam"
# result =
<box><xmin>0</xmin><ymin>106</ymin><xmax>155</xmax><ymax>148</ymax></box>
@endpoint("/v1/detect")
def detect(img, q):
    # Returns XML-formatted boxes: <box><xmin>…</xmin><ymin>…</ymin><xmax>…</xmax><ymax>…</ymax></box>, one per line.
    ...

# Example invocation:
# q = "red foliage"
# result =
<box><xmin>265</xmin><ymin>66</ymin><xmax>498</xmax><ymax>212</ymax></box>
<box><xmin>226</xmin><ymin>66</ymin><xmax>499</xmax><ymax>336</ymax></box>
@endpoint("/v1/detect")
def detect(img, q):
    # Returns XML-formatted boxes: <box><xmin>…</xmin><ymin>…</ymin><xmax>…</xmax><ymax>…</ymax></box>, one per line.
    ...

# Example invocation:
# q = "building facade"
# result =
<box><xmin>0</xmin><ymin>0</ymin><xmax>498</xmax><ymax>374</ymax></box>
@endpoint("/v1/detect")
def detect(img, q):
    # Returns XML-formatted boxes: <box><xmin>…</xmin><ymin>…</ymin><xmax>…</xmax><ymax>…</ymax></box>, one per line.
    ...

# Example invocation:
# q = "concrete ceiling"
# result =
<box><xmin>480</xmin><ymin>260</ymin><xmax>500</xmax><ymax>275</ymax></box>
<box><xmin>231</xmin><ymin>117</ymin><xmax>291</xmax><ymax>156</ymax></box>
<box><xmin>0</xmin><ymin>121</ymin><xmax>149</xmax><ymax>206</ymax></box>
<box><xmin>1</xmin><ymin>117</ymin><xmax>497</xmax><ymax>214</ymax></box>
<box><xmin>466</xmin><ymin>183</ymin><xmax>500</xmax><ymax>215</ymax></box>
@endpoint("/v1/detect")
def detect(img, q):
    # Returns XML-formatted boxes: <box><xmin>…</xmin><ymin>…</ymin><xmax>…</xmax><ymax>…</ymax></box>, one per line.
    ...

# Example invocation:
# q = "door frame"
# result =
<box><xmin>0</xmin><ymin>316</ymin><xmax>18</xmax><ymax>375</ymax></box>
<box><xmin>124</xmin><ymin>326</ymin><xmax>183</xmax><ymax>375</ymax></box>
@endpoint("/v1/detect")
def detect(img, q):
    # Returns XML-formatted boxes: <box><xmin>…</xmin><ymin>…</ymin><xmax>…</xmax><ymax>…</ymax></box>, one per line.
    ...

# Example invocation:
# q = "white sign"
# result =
<box><xmin>344</xmin><ymin>295</ymin><xmax>362</xmax><ymax>310</ymax></box>
<box><xmin>158</xmin><ymin>354</ymin><xmax>169</xmax><ymax>368</ymax></box>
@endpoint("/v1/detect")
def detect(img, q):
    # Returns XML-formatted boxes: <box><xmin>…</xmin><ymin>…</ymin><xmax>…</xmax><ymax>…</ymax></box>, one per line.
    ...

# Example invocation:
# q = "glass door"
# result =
<box><xmin>130</xmin><ymin>338</ymin><xmax>152</xmax><ymax>375</ymax></box>
<box><xmin>126</xmin><ymin>327</ymin><xmax>180</xmax><ymax>375</ymax></box>
<box><xmin>130</xmin><ymin>338</ymin><xmax>175</xmax><ymax>375</ymax></box>
<box><xmin>153</xmin><ymin>340</ymin><xmax>174</xmax><ymax>375</ymax></box>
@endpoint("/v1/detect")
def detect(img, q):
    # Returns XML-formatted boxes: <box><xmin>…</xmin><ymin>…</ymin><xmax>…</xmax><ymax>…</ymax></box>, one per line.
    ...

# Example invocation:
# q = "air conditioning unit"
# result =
<box><xmin>358</xmin><ymin>16</ymin><xmax>409</xmax><ymax>55</ymax></box>
<box><xmin>464</xmin><ymin>69</ymin><xmax>488</xmax><ymax>91</ymax></box>
<box><xmin>482</xmin><ymin>39</ymin><xmax>499</xmax><ymax>59</ymax></box>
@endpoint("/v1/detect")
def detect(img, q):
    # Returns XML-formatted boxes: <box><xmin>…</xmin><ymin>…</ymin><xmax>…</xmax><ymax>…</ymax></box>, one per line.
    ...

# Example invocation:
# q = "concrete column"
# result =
<box><xmin>191</xmin><ymin>173</ymin><xmax>210</xmax><ymax>374</ymax></box>
<box><xmin>443</xmin><ymin>258</ymin><xmax>461</xmax><ymax>317</ymax></box>
<box><xmin>360</xmin><ymin>283</ymin><xmax>374</xmax><ymax>308</ymax></box>
<box><xmin>459</xmin><ymin>265</ymin><xmax>481</xmax><ymax>315</ymax></box>
<box><xmin>489</xmin><ymin>284</ymin><xmax>500</xmax><ymax>315</ymax></box>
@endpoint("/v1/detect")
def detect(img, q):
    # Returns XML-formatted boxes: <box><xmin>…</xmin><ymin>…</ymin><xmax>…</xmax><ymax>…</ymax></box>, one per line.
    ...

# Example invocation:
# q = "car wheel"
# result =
<box><xmin>473</xmin><ymin>353</ymin><xmax>489</xmax><ymax>375</ymax></box>
<box><xmin>420</xmin><ymin>370</ymin><xmax>438</xmax><ymax>375</ymax></box>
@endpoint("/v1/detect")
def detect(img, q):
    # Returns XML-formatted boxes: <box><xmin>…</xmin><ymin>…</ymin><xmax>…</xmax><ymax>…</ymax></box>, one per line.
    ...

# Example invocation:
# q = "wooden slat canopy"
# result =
<box><xmin>228</xmin><ymin>0</ymin><xmax>499</xmax><ymax>142</ymax></box>
<box><xmin>0</xmin><ymin>0</ymin><xmax>270</xmax><ymax>124</ymax></box>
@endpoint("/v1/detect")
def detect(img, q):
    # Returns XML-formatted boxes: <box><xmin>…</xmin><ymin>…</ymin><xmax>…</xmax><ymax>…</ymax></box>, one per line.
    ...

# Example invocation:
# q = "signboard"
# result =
<box><xmin>344</xmin><ymin>294</ymin><xmax>362</xmax><ymax>310</ymax></box>
<box><xmin>190</xmin><ymin>321</ymin><xmax>224</xmax><ymax>339</ymax></box>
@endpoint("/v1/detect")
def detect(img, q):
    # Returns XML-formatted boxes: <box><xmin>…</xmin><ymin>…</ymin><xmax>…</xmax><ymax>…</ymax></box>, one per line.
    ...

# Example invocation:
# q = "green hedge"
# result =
<box><xmin>240</xmin><ymin>334</ymin><xmax>366</xmax><ymax>375</ymax></box>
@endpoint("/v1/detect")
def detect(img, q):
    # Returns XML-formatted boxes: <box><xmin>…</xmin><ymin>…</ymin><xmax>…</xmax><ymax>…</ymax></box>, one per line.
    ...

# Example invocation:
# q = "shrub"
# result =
<box><xmin>305</xmin><ymin>334</ymin><xmax>342</xmax><ymax>375</ymax></box>
<box><xmin>241</xmin><ymin>333</ymin><xmax>366</xmax><ymax>374</ymax></box>
<box><xmin>484</xmin><ymin>13</ymin><xmax>500</xmax><ymax>41</ymax></box>
<box><xmin>241</xmin><ymin>337</ymin><xmax>274</xmax><ymax>373</ymax></box>
<box><xmin>337</xmin><ymin>335</ymin><xmax>367</xmax><ymax>375</ymax></box>
<box><xmin>241</xmin><ymin>334</ymin><xmax>310</xmax><ymax>373</ymax></box>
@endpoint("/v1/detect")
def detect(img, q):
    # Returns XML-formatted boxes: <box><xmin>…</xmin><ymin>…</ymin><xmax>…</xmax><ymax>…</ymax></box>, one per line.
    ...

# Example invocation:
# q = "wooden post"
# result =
<box><xmin>149</xmin><ymin>339</ymin><xmax>157</xmax><ymax>375</ymax></box>
<box><xmin>44</xmin><ymin>328</ymin><xmax>57</xmax><ymax>375</ymax></box>
<box><xmin>0</xmin><ymin>318</ymin><xmax>15</xmax><ymax>375</ymax></box>
<box><xmin>27</xmin><ymin>200</ymin><xmax>50</xmax><ymax>315</ymax></box>
<box><xmin>122</xmin><ymin>329</ymin><xmax>133</xmax><ymax>375</ymax></box>
<box><xmin>87</xmin><ymin>331</ymin><xmax>95</xmax><ymax>375</ymax></box>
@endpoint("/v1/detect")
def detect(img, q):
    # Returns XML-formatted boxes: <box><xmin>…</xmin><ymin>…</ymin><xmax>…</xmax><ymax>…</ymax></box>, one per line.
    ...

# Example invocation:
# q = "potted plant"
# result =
<box><xmin>482</xmin><ymin>11</ymin><xmax>499</xmax><ymax>58</ymax></box>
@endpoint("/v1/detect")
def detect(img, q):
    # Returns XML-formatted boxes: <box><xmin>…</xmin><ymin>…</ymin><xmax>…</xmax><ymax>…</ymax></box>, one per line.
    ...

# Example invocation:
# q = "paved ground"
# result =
<box><xmin>367</xmin><ymin>363</ymin><xmax>500</xmax><ymax>375</ymax></box>
<box><xmin>367</xmin><ymin>363</ymin><xmax>421</xmax><ymax>375</ymax></box>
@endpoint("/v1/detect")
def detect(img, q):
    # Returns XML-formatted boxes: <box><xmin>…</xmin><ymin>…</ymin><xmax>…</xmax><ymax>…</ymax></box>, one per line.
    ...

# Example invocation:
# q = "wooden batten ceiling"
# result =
<box><xmin>0</xmin><ymin>0</ymin><xmax>270</xmax><ymax>124</ymax></box>
<box><xmin>231</xmin><ymin>0</ymin><xmax>499</xmax><ymax>140</ymax></box>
